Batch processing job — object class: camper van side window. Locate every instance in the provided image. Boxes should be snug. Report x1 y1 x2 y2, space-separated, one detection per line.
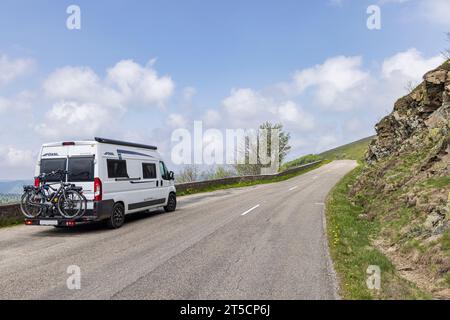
107 159 129 178
142 163 156 179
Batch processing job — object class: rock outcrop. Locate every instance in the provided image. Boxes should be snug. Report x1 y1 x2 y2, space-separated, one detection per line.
353 60 450 298
367 62 450 163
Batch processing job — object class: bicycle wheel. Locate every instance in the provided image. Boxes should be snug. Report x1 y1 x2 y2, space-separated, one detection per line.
20 190 43 218
57 190 84 218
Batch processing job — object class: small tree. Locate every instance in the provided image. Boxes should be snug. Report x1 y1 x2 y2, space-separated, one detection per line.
176 164 200 183
234 122 291 176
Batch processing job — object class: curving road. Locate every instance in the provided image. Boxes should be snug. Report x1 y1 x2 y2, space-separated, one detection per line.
0 160 357 300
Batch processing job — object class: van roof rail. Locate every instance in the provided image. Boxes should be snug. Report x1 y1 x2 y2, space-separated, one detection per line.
94 137 158 150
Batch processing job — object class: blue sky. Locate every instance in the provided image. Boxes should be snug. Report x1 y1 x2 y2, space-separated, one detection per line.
0 0 449 179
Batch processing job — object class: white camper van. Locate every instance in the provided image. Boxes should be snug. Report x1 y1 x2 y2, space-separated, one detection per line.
27 137 177 229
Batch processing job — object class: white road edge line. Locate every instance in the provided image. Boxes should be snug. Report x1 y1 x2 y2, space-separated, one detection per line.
288 186 298 191
241 204 261 216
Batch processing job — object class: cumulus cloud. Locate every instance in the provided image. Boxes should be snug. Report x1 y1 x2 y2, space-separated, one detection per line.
35 101 123 139
43 60 174 109
220 88 315 131
276 101 315 131
281 56 371 111
0 146 34 168
0 54 34 86
382 48 444 79
37 59 175 139
223 88 272 119
107 59 174 105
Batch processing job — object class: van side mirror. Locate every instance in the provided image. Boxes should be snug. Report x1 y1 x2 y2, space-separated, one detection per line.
169 171 175 180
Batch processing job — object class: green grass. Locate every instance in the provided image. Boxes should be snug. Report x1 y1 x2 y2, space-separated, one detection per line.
326 166 430 299
178 160 329 196
280 154 322 171
319 136 375 161
0 218 23 228
423 176 450 189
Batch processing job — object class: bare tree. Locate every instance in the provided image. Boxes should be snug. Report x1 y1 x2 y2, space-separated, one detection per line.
404 80 418 94
175 164 201 183
442 32 450 59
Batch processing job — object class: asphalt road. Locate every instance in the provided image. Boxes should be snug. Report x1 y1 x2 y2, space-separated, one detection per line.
0 160 357 300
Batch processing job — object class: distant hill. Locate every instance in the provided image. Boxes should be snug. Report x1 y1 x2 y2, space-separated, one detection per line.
319 136 375 161
0 180 32 195
281 136 374 172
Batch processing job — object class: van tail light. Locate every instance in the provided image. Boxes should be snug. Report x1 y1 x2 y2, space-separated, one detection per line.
34 177 40 187
94 178 102 201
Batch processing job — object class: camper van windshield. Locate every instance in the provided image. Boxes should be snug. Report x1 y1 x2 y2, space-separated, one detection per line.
40 158 67 182
68 157 94 182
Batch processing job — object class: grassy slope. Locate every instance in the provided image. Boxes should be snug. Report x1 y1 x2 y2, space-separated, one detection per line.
326 167 430 299
319 136 375 161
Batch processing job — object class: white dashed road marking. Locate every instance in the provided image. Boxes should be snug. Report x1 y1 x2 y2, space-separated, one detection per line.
241 204 261 216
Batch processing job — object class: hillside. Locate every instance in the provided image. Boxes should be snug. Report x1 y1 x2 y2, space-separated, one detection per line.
329 61 450 299
319 136 375 161
281 136 373 172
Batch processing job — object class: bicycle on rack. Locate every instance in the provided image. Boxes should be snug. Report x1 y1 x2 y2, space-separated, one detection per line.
20 170 87 219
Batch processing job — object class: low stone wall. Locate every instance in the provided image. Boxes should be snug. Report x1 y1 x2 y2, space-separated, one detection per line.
0 161 322 225
175 160 323 193
0 202 22 226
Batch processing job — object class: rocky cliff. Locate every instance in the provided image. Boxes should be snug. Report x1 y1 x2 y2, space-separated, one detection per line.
353 60 450 298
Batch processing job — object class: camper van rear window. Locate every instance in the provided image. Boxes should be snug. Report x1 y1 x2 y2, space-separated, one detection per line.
107 159 129 178
40 158 67 182
142 163 157 179
68 157 94 182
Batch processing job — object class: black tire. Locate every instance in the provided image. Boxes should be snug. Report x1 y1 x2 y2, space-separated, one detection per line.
164 193 177 212
58 190 84 218
20 191 43 218
107 203 125 229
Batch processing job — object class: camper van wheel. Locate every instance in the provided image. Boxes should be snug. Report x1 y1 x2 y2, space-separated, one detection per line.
164 193 177 212
107 203 125 229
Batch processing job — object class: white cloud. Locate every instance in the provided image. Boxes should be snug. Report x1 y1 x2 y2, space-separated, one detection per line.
0 146 34 168
0 54 34 86
203 109 221 126
0 91 35 113
167 113 187 128
221 88 315 131
285 56 370 110
44 60 174 109
382 48 444 79
35 101 122 139
37 59 175 139
277 101 315 131
107 59 174 105
223 88 271 119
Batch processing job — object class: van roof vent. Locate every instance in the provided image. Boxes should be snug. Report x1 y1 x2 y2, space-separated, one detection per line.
94 137 157 150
